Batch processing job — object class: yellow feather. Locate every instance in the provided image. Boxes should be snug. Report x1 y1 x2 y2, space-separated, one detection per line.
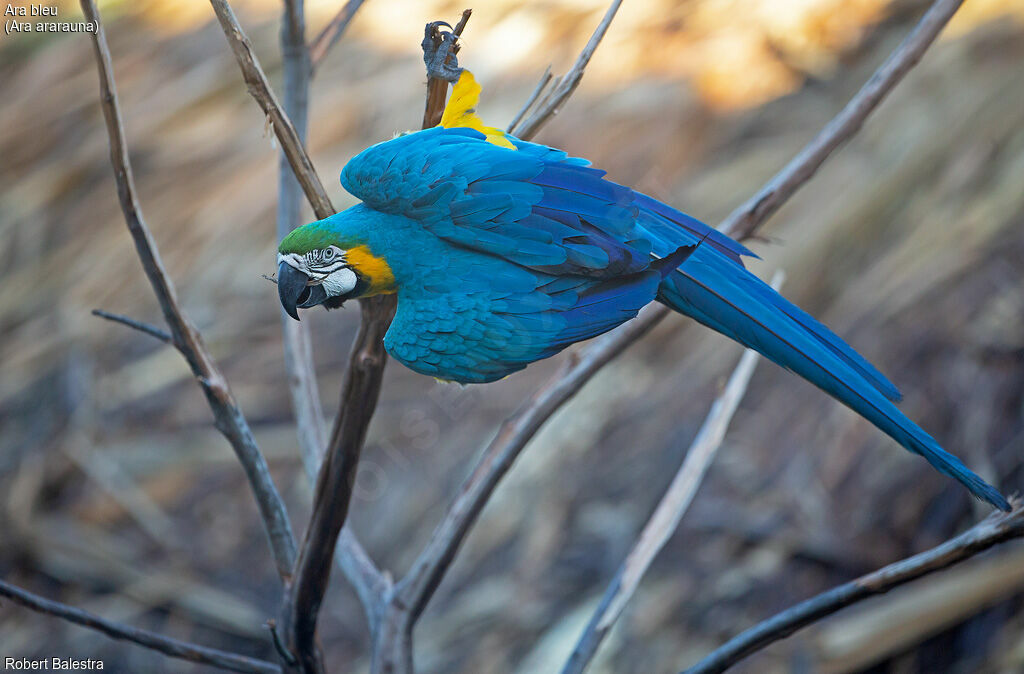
439 70 516 150
347 245 396 296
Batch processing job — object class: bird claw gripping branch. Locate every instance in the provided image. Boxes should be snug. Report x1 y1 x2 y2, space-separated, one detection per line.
422 21 463 83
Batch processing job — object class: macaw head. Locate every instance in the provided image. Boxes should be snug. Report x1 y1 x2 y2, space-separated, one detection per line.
275 220 394 320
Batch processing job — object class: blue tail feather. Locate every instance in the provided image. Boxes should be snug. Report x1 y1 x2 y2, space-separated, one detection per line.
659 245 1009 511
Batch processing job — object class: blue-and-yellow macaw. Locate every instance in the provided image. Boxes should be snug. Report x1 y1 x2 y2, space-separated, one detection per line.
276 71 1009 511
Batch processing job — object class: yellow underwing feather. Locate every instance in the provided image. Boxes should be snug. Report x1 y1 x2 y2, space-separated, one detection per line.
440 70 516 150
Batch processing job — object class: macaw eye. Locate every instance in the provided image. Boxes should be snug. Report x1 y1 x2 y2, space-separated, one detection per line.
323 248 336 262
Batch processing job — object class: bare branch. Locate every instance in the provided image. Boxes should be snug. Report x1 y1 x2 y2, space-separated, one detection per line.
719 0 966 240
397 0 971 637
0 579 281 674
511 0 623 140
683 503 1024 674
507 66 552 133
562 273 783 674
80 0 296 582
91 309 171 344
309 0 367 73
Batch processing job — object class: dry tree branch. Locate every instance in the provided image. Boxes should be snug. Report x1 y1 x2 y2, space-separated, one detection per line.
683 504 1024 674
562 272 784 674
79 0 297 583
285 14 473 671
281 302 394 673
0 580 281 674
396 0 972 641
511 0 623 140
309 0 366 72
91 309 171 344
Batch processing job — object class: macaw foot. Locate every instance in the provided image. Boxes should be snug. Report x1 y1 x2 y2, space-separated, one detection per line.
422 20 463 82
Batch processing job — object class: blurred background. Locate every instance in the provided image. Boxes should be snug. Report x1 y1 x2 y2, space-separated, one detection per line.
1 0 1023 671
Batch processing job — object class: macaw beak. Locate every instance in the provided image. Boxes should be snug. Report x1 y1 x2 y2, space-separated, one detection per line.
277 262 328 321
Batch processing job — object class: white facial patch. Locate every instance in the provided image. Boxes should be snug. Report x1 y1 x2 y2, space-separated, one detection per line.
322 267 358 297
278 252 304 269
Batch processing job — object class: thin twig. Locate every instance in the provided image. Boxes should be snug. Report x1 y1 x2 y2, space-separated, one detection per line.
91 309 171 344
562 273 783 674
506 66 552 133
511 0 622 140
80 0 296 582
0 579 281 674
718 0 966 240
396 0 969 635
309 0 366 73
683 503 1024 674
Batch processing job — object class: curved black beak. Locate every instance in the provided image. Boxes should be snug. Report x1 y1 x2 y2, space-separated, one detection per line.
277 262 329 320
277 262 308 320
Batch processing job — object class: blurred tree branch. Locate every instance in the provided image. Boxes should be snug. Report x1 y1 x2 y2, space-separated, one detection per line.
278 0 326 514
205 1 394 671
684 503 1024 674
0 580 282 674
506 65 551 134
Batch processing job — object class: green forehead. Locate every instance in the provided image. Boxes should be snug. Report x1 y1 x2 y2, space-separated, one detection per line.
278 223 343 254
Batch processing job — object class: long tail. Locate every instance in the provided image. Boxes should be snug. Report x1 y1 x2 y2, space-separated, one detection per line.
659 244 1009 511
